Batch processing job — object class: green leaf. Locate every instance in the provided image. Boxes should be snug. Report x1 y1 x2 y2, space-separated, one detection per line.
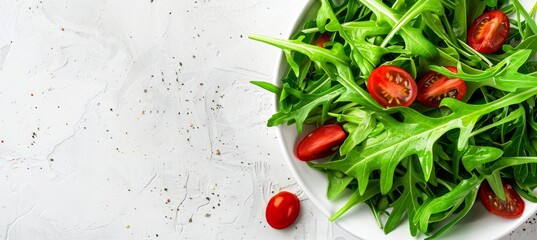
414 175 482 234
249 35 349 65
485 171 507 201
267 85 345 133
483 0 497 7
496 36 537 62
308 163 356 200
514 183 537 202
249 34 383 111
423 186 479 239
380 0 445 48
318 0 377 75
484 157 537 175
512 0 537 36
467 0 486 24
336 107 377 155
452 0 467 41
360 0 439 59
327 172 354 200
250 81 281 94
341 21 391 73
329 180 381 221
461 145 504 172
430 50 537 92
384 158 428 235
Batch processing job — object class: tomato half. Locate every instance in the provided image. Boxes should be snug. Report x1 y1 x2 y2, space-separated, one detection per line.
367 65 417 108
266 191 300 229
417 66 467 108
468 10 510 54
296 124 346 161
478 180 524 218
315 33 330 48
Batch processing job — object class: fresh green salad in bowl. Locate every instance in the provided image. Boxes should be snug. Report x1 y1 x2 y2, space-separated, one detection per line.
251 0 537 239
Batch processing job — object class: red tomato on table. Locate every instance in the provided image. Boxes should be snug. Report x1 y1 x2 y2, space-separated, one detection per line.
266 191 300 229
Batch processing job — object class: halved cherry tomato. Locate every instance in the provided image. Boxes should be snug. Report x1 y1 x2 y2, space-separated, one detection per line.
266 191 300 229
314 33 330 48
468 10 510 53
417 66 467 107
367 65 417 108
478 180 524 219
296 124 346 161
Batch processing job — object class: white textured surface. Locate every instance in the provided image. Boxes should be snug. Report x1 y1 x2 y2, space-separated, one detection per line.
0 0 534 239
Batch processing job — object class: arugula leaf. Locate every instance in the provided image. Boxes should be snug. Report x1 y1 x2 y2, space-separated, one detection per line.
430 50 537 92
380 0 445 48
484 0 498 7
332 107 377 155
341 21 391 73
267 84 345 133
360 0 439 59
318 0 375 75
251 81 281 94
461 145 504 172
413 175 481 234
384 158 427 235
466 0 487 28
309 162 356 200
452 0 467 41
512 0 537 36
249 34 383 112
326 171 354 200
329 180 381 221
423 186 479 239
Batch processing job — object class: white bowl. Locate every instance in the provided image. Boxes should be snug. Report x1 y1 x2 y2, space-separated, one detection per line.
272 1 537 239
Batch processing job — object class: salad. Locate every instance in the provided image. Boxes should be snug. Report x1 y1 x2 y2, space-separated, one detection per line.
251 0 537 239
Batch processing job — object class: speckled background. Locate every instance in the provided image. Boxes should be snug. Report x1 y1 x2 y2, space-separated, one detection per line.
0 0 535 239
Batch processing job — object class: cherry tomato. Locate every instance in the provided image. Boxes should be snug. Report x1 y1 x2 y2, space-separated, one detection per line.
367 65 417 108
468 10 510 53
266 191 300 229
478 180 524 219
295 124 347 161
417 66 467 108
314 33 330 48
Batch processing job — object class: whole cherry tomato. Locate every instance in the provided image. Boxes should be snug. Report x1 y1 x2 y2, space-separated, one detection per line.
266 191 300 229
295 124 347 161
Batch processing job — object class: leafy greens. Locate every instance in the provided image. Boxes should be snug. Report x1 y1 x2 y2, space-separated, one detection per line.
250 0 537 238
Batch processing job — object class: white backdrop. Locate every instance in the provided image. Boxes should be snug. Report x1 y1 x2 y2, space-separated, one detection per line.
0 0 535 239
